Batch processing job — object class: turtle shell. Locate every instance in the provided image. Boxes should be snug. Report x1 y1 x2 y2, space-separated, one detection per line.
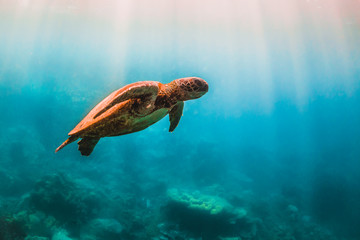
68 81 160 136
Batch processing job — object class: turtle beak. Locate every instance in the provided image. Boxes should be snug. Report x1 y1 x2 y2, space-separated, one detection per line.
201 81 209 93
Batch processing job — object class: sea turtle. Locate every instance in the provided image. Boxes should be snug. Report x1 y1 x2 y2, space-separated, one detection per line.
55 77 208 156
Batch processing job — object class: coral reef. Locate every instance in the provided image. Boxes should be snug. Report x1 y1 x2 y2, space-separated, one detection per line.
28 173 102 233
52 229 73 240
0 170 353 240
25 237 49 240
0 150 354 240
14 210 59 238
0 215 26 240
167 188 246 219
165 188 248 239
80 218 123 240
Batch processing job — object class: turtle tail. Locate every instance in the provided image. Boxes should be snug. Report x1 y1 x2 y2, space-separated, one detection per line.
78 137 100 156
55 135 78 153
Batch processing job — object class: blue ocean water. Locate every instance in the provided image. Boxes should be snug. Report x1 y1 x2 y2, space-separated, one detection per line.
1 1 360 240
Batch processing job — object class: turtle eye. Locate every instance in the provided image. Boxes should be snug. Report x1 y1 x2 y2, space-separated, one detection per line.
192 79 208 92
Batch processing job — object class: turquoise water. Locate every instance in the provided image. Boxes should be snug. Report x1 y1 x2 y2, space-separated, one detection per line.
1 1 360 240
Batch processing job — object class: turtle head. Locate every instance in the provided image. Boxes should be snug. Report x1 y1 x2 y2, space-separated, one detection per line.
174 77 208 101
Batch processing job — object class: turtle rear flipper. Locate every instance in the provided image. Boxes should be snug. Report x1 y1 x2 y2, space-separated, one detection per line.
78 137 100 156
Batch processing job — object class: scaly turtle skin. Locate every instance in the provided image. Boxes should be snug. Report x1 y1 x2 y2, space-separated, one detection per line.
55 77 208 156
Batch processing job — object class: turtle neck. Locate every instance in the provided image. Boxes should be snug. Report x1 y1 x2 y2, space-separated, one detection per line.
155 81 180 108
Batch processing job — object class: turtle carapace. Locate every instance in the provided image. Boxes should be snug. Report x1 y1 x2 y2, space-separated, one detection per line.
55 77 208 156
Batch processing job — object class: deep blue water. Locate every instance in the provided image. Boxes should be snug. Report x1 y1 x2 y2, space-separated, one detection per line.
1 1 360 240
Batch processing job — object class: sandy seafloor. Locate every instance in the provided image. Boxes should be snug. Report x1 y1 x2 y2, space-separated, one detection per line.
1 1 360 240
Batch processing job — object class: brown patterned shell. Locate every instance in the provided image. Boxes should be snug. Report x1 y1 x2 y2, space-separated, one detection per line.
68 81 160 136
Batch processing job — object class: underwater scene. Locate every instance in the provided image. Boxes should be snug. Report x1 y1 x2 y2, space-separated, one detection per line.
1 0 360 240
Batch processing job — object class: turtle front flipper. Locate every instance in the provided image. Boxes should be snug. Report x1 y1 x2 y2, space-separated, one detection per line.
78 137 100 156
93 82 159 119
68 82 160 136
169 101 184 132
